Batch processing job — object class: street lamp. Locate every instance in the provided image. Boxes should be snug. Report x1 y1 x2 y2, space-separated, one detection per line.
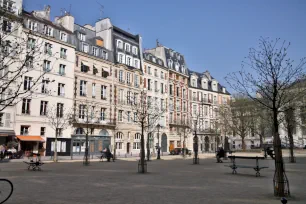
156 124 161 159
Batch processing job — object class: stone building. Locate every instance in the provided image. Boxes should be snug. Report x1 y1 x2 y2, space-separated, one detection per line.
14 6 75 155
145 45 191 152
189 70 231 152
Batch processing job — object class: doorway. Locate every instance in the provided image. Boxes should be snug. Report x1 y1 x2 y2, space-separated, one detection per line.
127 143 130 153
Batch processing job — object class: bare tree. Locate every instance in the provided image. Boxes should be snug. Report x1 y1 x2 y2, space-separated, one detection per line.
125 89 165 173
0 15 57 111
219 96 254 150
46 105 73 162
226 37 306 196
283 106 296 163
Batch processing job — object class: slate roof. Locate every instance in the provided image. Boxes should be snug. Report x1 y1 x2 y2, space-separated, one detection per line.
22 10 73 34
143 53 166 68
188 70 230 95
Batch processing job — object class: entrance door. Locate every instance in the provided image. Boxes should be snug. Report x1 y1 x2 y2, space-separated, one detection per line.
205 136 209 152
127 143 130 153
161 134 167 152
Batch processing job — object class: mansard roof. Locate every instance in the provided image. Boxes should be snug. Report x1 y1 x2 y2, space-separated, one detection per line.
189 70 230 95
143 53 166 68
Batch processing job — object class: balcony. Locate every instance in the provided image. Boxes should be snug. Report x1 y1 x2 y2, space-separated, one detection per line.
73 117 117 128
169 119 190 128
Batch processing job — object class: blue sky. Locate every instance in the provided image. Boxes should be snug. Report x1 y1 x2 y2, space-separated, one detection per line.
23 0 306 89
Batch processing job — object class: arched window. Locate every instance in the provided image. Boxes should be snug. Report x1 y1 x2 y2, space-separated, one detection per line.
175 62 180 71
116 39 123 49
167 59 173 69
116 132 123 139
135 133 141 140
99 129 109 136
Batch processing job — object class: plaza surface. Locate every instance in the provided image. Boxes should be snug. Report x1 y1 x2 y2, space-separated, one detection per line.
0 153 306 204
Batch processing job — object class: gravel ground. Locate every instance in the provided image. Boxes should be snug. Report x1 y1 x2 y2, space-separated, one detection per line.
0 155 305 204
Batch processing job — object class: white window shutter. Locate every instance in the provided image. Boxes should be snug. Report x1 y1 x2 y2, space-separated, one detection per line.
51 142 54 151
5 113 10 127
57 141 61 152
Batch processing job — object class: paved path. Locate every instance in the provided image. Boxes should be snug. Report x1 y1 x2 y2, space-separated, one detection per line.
0 155 305 204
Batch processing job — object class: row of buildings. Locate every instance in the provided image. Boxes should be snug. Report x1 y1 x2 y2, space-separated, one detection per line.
1 1 269 157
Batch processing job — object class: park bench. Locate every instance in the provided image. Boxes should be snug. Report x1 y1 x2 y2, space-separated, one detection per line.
225 156 268 177
23 160 44 171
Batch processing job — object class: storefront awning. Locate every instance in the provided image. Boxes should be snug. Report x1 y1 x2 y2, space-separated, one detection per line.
16 136 45 142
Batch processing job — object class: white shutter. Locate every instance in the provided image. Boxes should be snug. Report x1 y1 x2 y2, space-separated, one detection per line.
62 85 65 96
5 113 10 127
34 23 38 31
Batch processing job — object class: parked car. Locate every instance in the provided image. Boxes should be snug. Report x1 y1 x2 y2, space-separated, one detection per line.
170 148 191 155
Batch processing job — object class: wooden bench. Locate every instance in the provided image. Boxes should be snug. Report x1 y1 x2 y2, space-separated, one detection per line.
225 156 268 177
24 161 44 171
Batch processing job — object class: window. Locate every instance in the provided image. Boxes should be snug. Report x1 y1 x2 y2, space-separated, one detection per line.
23 76 32 90
22 99 31 114
80 80 87 96
79 33 85 41
116 142 123 149
41 80 49 94
148 66 152 75
183 101 186 112
82 43 89 53
167 59 173 68
43 60 51 72
101 85 107 100
177 100 180 111
102 50 108 60
127 73 131 84
118 53 124 63
148 79 151 90
0 113 3 127
117 40 123 49
60 32 67 42
92 47 99 56
100 108 106 121
1 0 14 12
132 46 138 55
58 83 65 96
155 81 158 92
127 91 131 104
152 57 156 63
28 20 37 31
134 59 139 68
118 110 123 122
59 64 66 75
40 127 46 136
119 70 124 82
125 43 131 52
154 69 158 77
20 126 29 135
176 87 179 97
161 71 164 79
133 93 138 105
44 42 52 55
193 105 197 115
57 103 64 118
44 26 53 36
169 84 173 95
126 56 132 66
81 62 89 72
79 105 86 119
60 48 67 59
161 99 164 110
26 56 34 68
56 128 63 137
27 38 35 49
127 111 131 122
134 75 139 87
133 142 140 149
40 101 48 116
134 133 141 140
92 83 96 98
133 112 137 122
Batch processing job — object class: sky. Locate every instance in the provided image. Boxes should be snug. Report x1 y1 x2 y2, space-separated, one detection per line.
23 0 306 90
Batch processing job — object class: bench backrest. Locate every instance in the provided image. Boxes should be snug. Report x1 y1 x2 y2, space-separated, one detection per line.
228 156 265 160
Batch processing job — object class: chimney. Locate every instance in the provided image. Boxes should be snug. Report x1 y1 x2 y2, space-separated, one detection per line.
44 5 51 20
55 13 75 32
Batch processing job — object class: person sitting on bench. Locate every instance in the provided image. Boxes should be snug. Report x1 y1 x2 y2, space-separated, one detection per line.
216 147 225 163
266 147 275 159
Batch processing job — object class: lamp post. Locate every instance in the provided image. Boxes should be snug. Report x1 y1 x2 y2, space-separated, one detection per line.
156 123 161 159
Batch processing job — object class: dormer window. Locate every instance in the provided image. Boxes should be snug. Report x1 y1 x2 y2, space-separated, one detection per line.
175 62 180 71
60 32 67 42
192 79 196 87
44 26 53 36
134 59 140 69
152 57 156 63
92 47 99 56
79 33 85 41
170 50 174 57
125 43 131 52
202 80 208 89
177 53 181 60
117 40 123 49
102 50 108 60
167 59 173 69
212 82 218 91
126 56 132 66
82 43 89 53
132 46 138 55
181 65 185 74
158 59 162 65
28 20 37 31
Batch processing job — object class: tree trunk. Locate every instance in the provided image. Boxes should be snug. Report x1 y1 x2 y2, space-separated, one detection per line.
146 133 150 161
260 128 264 148
140 122 145 173
54 136 58 162
289 134 295 163
273 109 287 196
241 136 246 150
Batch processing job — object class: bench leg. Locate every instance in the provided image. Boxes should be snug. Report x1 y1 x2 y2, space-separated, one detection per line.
256 171 260 177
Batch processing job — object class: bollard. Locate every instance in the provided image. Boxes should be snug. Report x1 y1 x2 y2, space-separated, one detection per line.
281 197 287 204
